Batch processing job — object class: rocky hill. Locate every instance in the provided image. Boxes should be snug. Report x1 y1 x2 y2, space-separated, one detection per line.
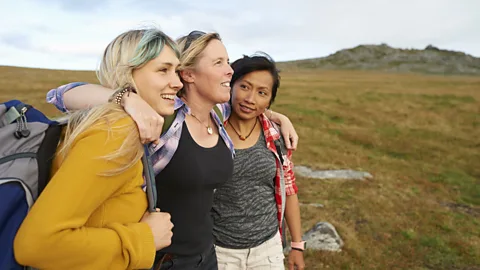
278 44 480 75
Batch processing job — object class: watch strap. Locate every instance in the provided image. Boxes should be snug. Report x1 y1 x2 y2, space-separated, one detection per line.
291 241 306 250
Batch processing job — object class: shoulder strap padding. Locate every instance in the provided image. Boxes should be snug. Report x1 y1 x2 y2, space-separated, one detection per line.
36 124 64 195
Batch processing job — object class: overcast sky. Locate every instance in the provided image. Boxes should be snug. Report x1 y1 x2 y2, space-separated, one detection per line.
1 0 479 70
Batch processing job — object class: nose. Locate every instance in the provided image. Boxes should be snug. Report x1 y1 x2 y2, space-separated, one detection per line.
244 89 255 104
170 73 183 92
225 64 233 78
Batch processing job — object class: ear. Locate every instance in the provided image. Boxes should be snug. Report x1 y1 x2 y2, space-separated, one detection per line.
180 69 195 83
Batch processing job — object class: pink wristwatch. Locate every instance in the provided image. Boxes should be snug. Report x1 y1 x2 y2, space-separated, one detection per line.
291 241 306 251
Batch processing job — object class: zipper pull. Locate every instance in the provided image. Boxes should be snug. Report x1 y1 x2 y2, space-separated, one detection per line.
13 104 31 139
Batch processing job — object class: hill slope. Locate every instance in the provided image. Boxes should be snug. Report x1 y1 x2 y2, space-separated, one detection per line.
278 44 480 75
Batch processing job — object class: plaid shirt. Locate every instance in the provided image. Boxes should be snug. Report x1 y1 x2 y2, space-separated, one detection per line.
148 97 234 174
46 82 235 176
256 113 298 233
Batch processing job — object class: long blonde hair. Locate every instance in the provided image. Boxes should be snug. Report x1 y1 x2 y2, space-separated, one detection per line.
58 28 179 176
176 31 221 96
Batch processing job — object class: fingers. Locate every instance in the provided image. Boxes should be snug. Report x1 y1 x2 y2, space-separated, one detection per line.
283 130 299 151
290 256 305 270
135 114 165 144
123 94 164 144
148 210 174 250
158 211 171 221
154 115 164 142
290 133 299 151
282 130 293 149
136 121 149 144
144 116 158 144
155 212 174 230
145 115 163 143
142 208 161 217
153 211 172 222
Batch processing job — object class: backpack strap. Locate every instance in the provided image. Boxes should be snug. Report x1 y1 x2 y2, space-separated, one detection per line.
273 136 288 249
274 139 285 165
36 125 65 196
270 121 288 248
142 145 157 213
271 122 285 164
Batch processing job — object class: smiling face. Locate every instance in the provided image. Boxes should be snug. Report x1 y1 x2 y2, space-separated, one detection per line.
98 29 182 117
181 38 233 104
231 70 274 120
132 45 183 116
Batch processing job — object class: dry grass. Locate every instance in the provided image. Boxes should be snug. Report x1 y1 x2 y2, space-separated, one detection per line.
1 66 479 269
0 66 98 116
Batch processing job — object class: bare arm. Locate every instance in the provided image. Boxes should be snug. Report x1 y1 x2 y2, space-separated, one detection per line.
283 149 305 270
285 194 306 270
54 83 164 144
285 194 302 242
63 84 114 111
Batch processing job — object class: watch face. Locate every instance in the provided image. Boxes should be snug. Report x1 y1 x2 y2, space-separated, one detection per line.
303 242 307 249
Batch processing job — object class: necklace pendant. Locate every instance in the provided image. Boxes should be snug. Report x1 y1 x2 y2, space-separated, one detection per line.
239 135 246 141
207 126 213 135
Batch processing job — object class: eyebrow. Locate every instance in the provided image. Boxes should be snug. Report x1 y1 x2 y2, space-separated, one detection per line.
242 79 270 90
212 57 228 62
158 62 180 67
241 80 253 87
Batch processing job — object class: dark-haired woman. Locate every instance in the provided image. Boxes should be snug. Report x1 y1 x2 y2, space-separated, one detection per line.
212 53 305 270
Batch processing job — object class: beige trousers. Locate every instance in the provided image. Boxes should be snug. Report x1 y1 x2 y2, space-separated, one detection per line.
215 231 285 270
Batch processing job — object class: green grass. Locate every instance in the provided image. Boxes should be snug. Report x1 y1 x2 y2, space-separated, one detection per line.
429 169 480 205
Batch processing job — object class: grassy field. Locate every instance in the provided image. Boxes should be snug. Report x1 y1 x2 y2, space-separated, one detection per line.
1 66 479 269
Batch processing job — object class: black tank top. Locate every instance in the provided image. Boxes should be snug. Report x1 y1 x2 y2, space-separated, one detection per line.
155 122 233 255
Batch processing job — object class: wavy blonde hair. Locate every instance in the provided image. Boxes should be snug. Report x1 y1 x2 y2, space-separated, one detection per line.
58 28 179 176
175 31 221 96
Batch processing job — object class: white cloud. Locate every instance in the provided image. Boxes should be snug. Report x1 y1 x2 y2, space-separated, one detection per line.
0 0 479 70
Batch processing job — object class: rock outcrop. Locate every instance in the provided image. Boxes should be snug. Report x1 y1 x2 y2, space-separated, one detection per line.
278 44 480 75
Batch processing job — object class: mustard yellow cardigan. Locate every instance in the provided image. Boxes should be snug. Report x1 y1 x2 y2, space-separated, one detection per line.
14 117 155 270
